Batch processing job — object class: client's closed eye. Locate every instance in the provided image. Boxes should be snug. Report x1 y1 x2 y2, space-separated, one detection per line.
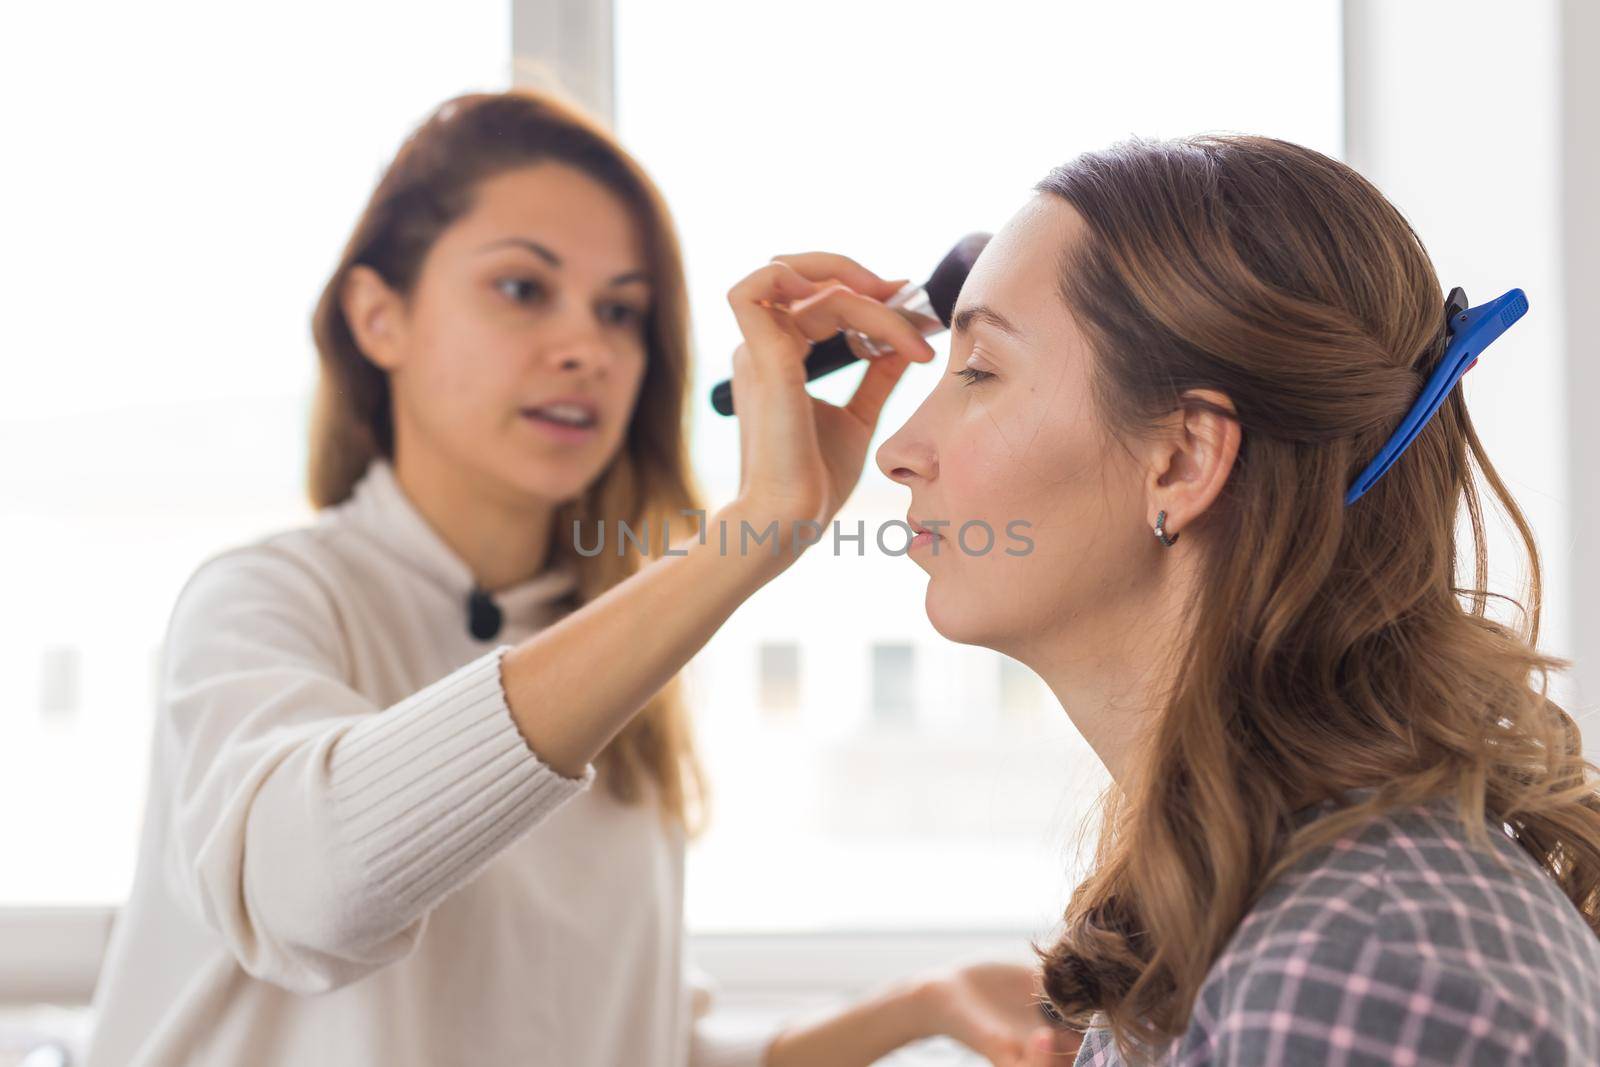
952 367 996 385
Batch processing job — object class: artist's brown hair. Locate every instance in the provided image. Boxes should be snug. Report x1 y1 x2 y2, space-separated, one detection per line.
1033 135 1600 1059
307 86 705 828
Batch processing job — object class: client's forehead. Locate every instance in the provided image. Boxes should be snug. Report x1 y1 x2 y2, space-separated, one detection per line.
955 195 1084 351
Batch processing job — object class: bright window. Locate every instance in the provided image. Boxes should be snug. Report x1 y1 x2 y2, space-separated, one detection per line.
0 0 510 906
0 1 1344 933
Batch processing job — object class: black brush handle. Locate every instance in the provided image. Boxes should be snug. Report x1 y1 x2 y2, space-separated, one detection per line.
710 332 858 416
709 232 991 417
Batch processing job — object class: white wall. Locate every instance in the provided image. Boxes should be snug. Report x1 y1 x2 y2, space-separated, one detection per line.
1560 0 1600 763
1345 0 1598 761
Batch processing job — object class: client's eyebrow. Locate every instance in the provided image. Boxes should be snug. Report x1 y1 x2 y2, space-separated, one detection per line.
476 237 649 286
952 303 1026 342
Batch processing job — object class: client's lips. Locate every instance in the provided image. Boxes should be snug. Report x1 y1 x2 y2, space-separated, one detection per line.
907 515 942 542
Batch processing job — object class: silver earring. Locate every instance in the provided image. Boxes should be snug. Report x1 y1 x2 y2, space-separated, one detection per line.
1154 509 1179 547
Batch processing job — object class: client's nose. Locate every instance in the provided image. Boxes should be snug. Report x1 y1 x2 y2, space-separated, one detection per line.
876 424 937 484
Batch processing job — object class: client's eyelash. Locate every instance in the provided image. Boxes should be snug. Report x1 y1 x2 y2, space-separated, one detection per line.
952 366 996 386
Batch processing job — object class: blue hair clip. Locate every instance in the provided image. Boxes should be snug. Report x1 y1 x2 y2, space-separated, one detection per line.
1344 286 1529 505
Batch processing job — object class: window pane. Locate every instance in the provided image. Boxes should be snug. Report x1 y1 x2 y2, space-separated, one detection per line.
998 655 1044 721
617 0 1343 932
870 643 916 726
758 642 801 714
0 0 509 907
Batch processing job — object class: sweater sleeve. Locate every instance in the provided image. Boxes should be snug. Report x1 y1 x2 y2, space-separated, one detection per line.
159 544 594 995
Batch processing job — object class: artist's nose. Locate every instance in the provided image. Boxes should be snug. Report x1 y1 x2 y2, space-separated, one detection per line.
542 307 617 378
552 347 607 375
546 337 616 378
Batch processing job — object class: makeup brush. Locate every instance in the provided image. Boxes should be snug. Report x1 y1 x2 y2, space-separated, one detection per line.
710 232 992 416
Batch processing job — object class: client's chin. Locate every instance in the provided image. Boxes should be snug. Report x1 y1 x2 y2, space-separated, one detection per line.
923 581 1005 649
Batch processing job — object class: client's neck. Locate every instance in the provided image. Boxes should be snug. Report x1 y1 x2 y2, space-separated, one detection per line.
1025 562 1194 786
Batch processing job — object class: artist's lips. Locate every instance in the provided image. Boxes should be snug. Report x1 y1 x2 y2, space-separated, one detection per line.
520 395 599 443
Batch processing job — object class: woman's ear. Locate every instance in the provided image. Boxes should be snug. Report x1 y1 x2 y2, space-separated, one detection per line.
341 264 408 371
1143 388 1240 538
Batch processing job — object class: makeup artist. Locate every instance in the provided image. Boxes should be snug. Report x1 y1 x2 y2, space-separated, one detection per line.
83 87 1075 1067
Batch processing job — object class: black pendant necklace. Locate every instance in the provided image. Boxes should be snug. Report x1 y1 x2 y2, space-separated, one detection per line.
466 584 503 640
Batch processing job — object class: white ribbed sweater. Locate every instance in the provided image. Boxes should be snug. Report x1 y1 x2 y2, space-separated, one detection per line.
84 457 774 1067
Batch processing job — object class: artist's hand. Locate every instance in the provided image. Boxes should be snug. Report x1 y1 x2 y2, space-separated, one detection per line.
725 253 935 549
916 962 1084 1066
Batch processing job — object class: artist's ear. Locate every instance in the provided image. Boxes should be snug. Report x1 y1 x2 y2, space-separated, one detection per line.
341 265 409 371
1140 388 1240 541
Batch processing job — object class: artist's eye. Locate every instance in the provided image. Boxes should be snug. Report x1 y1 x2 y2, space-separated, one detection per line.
599 302 648 329
952 366 996 386
496 277 543 304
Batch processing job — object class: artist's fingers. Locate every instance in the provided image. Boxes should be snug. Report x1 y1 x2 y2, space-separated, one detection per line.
726 260 822 368
969 1028 1025 1067
1027 1026 1083 1063
770 251 907 301
787 282 936 361
1016 1027 1067 1066
844 350 916 429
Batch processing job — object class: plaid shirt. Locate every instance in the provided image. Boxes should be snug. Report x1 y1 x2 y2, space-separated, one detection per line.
1072 790 1600 1066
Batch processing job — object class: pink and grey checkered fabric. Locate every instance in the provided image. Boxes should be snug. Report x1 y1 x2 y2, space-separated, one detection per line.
1071 789 1600 1065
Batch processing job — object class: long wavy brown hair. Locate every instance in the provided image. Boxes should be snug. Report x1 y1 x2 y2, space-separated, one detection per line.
306 86 706 830
1034 134 1600 1059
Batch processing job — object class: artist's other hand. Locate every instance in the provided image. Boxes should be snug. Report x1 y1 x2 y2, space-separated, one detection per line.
916 962 1084 1065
